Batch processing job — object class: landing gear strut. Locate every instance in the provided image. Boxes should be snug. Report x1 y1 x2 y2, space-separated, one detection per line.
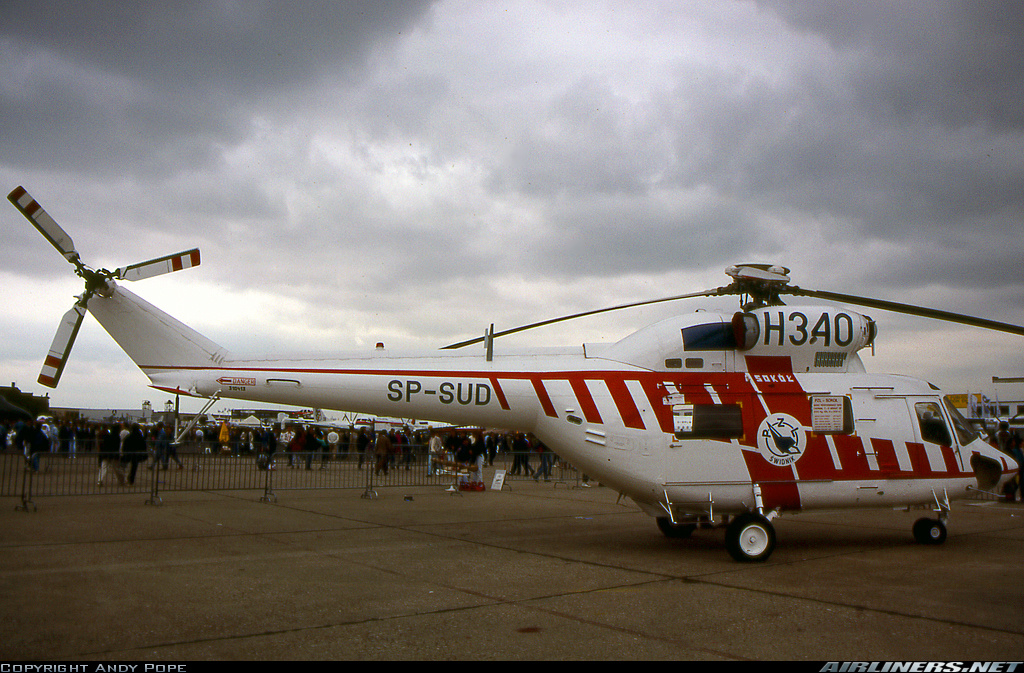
656 517 697 539
913 489 950 546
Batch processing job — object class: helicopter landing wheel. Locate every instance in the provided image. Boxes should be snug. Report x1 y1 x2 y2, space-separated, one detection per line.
912 517 947 545
656 517 697 539
725 513 776 562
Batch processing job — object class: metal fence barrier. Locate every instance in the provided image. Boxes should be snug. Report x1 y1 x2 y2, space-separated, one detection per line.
4 442 1005 511
1 442 584 510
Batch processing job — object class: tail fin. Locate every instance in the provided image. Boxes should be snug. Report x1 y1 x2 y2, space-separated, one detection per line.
87 283 230 380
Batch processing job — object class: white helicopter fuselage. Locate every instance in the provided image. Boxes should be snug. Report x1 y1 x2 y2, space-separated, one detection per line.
15 182 1017 561
89 283 1015 524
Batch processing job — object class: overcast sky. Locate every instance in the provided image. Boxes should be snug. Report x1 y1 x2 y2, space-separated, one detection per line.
2 0 1023 415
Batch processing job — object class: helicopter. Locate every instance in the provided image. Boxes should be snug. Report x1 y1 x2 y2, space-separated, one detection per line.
9 185 1021 562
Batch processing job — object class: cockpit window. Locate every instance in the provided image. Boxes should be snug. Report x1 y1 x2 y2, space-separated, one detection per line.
915 401 952 446
942 396 979 446
682 323 736 351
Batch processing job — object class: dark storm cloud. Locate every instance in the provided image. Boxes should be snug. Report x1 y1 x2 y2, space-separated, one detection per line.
1 2 435 94
0 1 436 173
735 1 1024 297
763 0 1024 130
3 0 1022 406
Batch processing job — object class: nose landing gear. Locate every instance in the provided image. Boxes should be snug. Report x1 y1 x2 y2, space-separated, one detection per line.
725 512 776 562
912 489 950 545
912 517 947 545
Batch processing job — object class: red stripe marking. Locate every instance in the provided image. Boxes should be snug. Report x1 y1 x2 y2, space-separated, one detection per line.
835 436 874 477
190 250 200 266
871 438 900 473
740 446 802 510
532 379 557 418
172 255 183 271
569 378 602 424
606 377 645 429
489 377 510 411
939 444 961 473
793 435 841 479
44 355 63 368
745 355 793 373
759 481 801 510
641 379 675 433
905 442 931 475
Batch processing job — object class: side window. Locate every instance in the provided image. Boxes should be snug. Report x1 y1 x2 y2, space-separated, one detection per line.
681 323 735 351
673 404 744 439
915 401 952 446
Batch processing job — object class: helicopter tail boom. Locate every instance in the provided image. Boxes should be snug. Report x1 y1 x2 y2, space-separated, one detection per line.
86 283 231 386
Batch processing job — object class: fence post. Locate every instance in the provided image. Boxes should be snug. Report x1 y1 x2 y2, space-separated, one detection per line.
260 451 277 503
15 452 37 512
361 449 377 499
146 459 163 506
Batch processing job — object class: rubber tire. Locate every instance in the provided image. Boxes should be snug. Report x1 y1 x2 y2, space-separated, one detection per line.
912 517 947 545
725 513 776 562
656 517 697 539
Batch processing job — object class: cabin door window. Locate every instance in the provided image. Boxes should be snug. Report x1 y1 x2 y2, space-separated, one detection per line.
914 401 953 446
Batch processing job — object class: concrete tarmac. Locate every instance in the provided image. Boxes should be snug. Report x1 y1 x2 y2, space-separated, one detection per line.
1 480 1023 661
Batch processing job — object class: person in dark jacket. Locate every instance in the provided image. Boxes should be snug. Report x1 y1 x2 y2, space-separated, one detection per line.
374 431 391 476
96 424 125 486
122 423 147 485
17 419 48 472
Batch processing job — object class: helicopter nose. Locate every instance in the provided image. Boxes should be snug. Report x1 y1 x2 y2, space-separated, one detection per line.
970 446 1018 493
970 453 1002 491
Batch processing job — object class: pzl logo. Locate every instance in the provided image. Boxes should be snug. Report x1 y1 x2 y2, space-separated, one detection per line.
757 413 806 466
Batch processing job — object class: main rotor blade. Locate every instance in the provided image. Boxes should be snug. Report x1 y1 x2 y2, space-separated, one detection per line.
442 288 725 349
38 303 87 388
115 248 201 282
8 186 79 264
786 286 1024 336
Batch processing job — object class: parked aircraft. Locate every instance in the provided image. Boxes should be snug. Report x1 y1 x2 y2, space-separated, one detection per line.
9 185 1020 561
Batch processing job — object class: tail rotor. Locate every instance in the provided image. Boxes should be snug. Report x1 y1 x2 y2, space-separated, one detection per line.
8 186 202 388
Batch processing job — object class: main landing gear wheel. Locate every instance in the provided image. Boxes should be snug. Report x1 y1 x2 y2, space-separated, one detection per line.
656 517 697 539
725 513 776 562
912 517 947 545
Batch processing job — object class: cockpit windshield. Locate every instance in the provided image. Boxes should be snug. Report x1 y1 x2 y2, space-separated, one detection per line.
943 396 979 446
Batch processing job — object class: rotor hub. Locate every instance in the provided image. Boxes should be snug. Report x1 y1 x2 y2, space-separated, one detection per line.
723 264 792 309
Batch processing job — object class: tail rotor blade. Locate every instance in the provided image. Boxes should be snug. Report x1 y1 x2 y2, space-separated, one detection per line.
115 248 201 282
38 303 87 388
8 186 80 264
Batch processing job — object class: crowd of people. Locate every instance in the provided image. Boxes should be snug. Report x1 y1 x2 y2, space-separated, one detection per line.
1 417 177 486
5 413 1022 498
0 415 570 488
264 425 563 487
